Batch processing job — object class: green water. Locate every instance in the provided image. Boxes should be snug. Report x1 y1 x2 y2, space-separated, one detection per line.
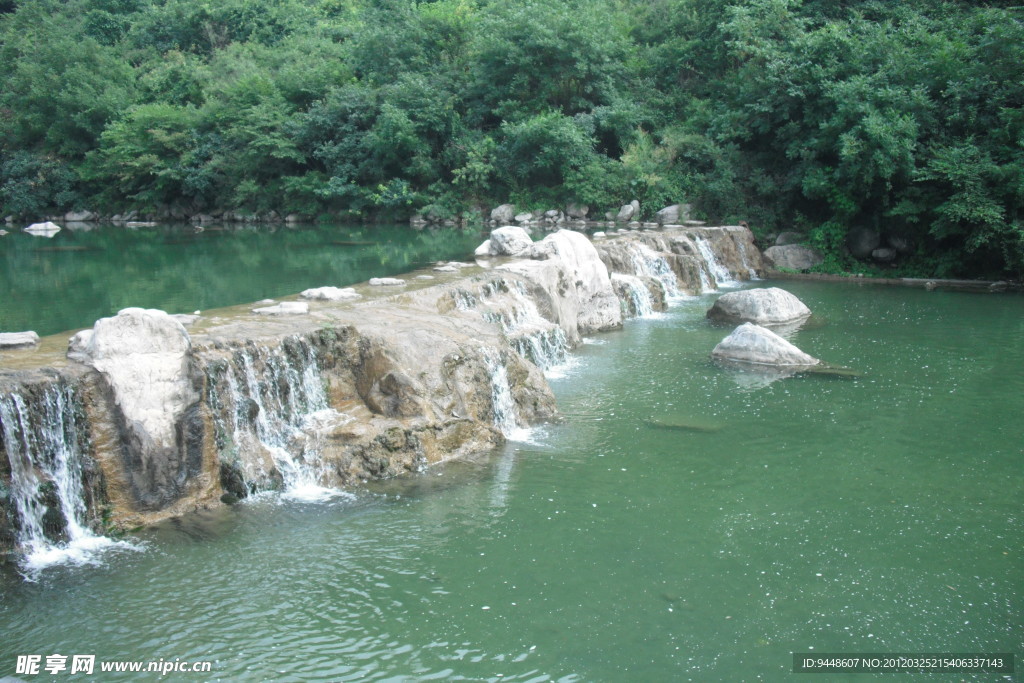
0 223 483 336
1 282 1021 681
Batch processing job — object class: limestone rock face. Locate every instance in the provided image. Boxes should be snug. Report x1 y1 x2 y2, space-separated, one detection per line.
706 287 811 325
763 244 824 271
490 204 516 223
488 226 533 256
0 331 40 349
69 308 204 509
77 309 196 450
500 229 621 341
712 322 819 366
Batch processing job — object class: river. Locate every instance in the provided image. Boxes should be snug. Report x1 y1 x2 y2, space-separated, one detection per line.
1 279 1019 680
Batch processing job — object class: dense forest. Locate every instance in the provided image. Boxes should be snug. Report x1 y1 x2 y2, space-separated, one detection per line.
1 0 1022 277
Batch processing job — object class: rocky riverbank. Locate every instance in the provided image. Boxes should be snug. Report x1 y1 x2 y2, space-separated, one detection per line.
0 225 762 559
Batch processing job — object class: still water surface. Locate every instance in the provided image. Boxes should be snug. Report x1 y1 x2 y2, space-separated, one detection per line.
1 282 1021 680
0 223 483 336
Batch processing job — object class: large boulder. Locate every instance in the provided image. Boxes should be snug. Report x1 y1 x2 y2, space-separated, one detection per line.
655 204 689 224
499 229 621 341
490 204 516 224
566 203 589 219
706 287 811 325
846 227 880 259
488 225 534 256
763 244 824 271
616 200 640 222
0 331 40 349
711 322 820 366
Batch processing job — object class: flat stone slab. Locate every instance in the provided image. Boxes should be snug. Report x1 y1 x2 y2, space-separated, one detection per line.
252 302 309 315
0 331 40 349
369 277 406 286
300 286 360 301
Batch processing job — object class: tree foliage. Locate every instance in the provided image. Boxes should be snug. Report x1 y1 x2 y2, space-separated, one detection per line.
0 0 1021 277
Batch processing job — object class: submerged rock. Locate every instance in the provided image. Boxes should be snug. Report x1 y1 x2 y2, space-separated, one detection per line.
706 287 811 325
0 331 40 349
711 322 820 366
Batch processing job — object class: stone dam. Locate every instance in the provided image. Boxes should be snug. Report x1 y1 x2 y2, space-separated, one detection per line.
0 226 763 560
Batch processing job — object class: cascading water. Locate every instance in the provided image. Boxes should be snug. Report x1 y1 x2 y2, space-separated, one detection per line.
693 237 738 289
0 384 132 573
611 273 656 319
735 238 759 280
626 244 680 299
480 349 535 443
479 279 572 377
207 338 350 501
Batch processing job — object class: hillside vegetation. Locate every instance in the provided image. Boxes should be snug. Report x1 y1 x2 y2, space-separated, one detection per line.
1 0 1022 277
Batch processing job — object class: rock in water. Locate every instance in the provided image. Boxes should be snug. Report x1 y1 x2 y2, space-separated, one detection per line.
711 322 820 366
368 277 405 286
0 331 40 349
488 226 533 256
23 221 61 236
706 287 811 325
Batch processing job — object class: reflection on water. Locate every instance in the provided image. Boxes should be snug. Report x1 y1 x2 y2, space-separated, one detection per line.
0 282 1021 680
0 222 483 336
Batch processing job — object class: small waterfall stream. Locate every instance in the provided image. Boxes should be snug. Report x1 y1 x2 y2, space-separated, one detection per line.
479 279 572 377
0 384 132 572
693 237 738 289
207 338 350 501
627 243 680 298
611 273 656 318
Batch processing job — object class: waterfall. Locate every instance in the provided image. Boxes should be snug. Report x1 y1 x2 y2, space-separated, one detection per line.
693 237 738 290
481 349 535 442
735 238 759 280
480 279 572 378
208 338 349 501
611 273 656 319
626 244 680 299
0 384 132 572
